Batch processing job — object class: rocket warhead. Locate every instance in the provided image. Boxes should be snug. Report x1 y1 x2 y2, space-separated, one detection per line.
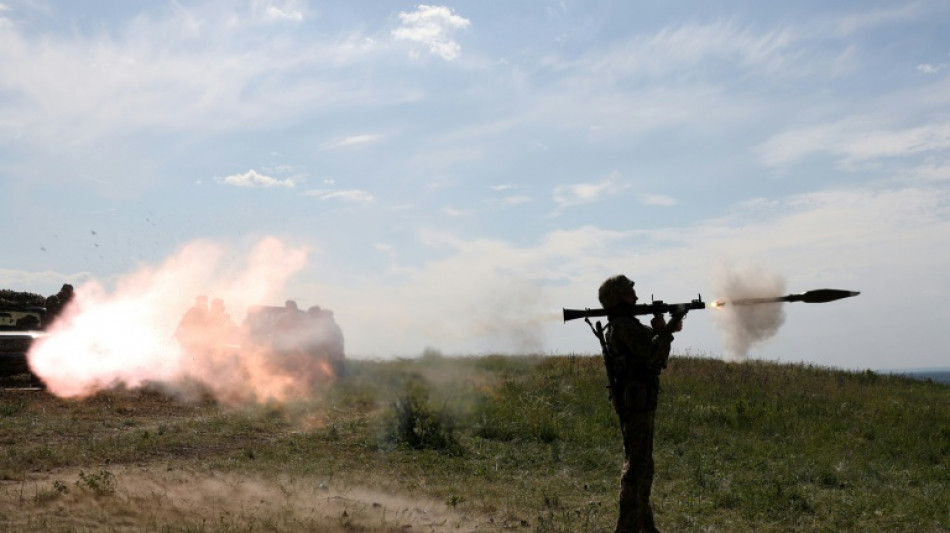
718 288 860 307
784 289 861 303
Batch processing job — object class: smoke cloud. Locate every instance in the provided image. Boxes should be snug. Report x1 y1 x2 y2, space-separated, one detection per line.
26 237 338 404
710 264 786 361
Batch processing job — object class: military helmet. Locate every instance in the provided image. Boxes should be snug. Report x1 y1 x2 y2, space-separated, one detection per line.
598 274 635 308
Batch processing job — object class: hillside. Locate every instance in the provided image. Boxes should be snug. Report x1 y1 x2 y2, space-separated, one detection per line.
1 354 948 532
894 370 950 386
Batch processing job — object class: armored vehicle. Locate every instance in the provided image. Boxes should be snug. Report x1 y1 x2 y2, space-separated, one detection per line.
0 306 46 387
175 298 346 383
242 301 345 378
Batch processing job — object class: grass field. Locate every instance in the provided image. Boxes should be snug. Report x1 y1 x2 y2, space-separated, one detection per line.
1 354 948 532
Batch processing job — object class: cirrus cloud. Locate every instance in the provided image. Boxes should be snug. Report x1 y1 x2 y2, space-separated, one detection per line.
319 133 383 150
303 189 375 202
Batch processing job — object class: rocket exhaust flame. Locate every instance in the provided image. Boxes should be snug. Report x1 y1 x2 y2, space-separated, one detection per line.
26 237 340 404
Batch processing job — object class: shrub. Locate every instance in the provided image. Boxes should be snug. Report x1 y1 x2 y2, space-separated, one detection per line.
382 378 463 455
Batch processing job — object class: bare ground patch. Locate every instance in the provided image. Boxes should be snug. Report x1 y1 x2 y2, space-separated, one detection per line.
0 466 498 532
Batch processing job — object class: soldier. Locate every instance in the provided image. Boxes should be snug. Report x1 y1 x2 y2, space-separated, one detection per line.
57 283 74 308
273 300 305 355
598 275 684 533
175 295 209 355
44 295 60 328
306 306 346 377
44 283 75 326
208 298 238 343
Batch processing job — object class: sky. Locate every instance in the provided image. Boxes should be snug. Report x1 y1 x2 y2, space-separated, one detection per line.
2 0 949 372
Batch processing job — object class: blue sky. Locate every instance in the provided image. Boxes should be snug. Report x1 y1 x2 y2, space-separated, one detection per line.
2 0 949 370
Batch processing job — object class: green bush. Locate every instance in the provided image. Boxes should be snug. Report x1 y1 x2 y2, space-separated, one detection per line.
382 377 463 455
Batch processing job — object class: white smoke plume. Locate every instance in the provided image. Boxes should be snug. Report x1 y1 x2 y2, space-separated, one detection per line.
710 264 786 361
26 237 339 404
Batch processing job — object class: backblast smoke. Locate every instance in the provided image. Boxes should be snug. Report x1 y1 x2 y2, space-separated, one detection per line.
26 237 338 404
710 264 786 361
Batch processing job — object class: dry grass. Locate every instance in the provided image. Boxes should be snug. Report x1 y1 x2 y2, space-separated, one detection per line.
1 354 948 532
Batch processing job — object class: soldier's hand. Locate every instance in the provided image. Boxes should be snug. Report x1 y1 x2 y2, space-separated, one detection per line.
669 311 686 332
650 314 667 331
672 317 684 332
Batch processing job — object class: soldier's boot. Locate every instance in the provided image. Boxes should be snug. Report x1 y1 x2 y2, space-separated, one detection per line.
637 455 659 532
615 480 640 533
639 511 661 533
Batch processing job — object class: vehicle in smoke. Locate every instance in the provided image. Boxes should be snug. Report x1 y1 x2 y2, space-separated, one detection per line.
241 301 346 379
0 306 47 387
175 298 346 395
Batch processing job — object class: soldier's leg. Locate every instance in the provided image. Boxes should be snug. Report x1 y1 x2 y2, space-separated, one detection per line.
616 455 639 533
637 412 659 533
615 411 651 533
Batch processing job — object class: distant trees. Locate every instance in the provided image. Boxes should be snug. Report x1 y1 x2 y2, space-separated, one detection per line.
0 289 46 308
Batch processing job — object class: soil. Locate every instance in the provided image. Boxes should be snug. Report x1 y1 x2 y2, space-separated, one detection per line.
0 466 498 532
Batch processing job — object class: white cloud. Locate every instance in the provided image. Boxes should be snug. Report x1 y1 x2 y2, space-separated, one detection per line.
254 0 304 22
320 134 383 150
303 189 375 202
487 184 531 208
842 123 950 162
392 5 470 61
917 63 947 74
262 164 298 174
906 158 950 182
583 20 798 80
553 176 619 208
638 193 678 206
215 169 295 188
758 119 950 169
834 3 924 36
442 207 473 217
0 5 392 155
492 196 532 207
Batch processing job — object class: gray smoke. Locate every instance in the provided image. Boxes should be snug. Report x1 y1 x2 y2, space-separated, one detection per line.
710 264 786 361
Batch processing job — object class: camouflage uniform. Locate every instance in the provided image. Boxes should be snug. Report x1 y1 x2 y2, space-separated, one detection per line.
599 275 674 533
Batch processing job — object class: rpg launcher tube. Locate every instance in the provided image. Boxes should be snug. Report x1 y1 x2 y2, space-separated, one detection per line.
562 296 706 323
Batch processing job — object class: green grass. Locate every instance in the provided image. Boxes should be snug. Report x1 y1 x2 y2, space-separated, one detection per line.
1 354 948 532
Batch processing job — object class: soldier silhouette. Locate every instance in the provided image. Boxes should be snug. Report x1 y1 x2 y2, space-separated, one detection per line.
599 275 684 533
